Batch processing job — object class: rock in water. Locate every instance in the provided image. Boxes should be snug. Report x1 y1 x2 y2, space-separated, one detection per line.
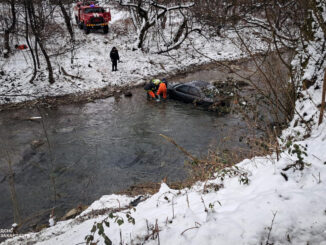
31 139 44 149
124 91 132 97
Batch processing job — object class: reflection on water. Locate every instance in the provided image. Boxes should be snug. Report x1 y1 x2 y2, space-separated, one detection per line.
0 88 253 231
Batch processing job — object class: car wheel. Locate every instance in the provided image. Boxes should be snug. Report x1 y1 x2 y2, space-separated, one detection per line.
84 24 90 34
78 21 83 29
103 26 108 34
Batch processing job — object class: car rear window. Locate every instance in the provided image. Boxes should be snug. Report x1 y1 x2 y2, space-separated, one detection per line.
187 87 201 97
176 85 189 94
176 85 201 97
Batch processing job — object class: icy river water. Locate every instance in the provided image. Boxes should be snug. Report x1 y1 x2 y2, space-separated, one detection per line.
0 59 286 231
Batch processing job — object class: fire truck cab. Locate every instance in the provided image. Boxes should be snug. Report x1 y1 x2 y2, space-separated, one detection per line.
74 2 111 34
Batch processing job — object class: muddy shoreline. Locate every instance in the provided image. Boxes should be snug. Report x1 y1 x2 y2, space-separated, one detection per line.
0 58 247 112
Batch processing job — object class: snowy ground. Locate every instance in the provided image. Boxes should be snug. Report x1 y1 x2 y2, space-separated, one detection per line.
2 55 326 245
0 3 266 105
2 2 326 245
2 121 326 245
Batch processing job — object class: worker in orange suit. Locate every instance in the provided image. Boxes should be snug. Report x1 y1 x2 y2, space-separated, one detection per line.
144 79 158 99
144 78 168 100
147 90 156 99
156 78 167 99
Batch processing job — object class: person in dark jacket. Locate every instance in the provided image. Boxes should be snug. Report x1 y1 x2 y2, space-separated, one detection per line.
110 47 120 71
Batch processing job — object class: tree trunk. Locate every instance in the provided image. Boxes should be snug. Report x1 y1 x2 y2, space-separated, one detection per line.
37 40 55 84
137 25 148 49
173 19 186 44
319 69 326 125
24 2 37 84
27 1 55 84
136 21 151 49
59 0 74 41
35 36 40 69
121 1 193 51
3 0 16 58
4 30 10 58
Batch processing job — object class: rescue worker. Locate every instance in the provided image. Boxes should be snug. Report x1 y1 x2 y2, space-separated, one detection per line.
144 78 168 100
110 47 120 71
156 78 167 99
144 79 159 99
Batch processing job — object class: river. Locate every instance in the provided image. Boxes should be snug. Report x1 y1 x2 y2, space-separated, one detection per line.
0 55 289 232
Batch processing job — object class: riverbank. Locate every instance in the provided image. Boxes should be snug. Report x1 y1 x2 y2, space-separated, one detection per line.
0 60 236 111
3 118 326 245
0 59 267 235
2 1 326 244
0 1 269 109
3 46 326 244
0 52 274 112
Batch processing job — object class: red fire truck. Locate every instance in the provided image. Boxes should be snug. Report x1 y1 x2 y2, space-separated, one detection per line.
74 1 111 34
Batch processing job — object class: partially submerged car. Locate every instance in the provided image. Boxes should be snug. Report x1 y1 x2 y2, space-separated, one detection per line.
168 80 232 109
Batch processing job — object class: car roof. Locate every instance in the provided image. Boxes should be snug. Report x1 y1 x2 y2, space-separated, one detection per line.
176 80 210 89
187 80 210 88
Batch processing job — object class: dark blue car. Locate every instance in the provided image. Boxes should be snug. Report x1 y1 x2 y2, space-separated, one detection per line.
168 80 231 108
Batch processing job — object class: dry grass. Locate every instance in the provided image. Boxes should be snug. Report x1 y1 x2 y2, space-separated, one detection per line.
110 18 134 36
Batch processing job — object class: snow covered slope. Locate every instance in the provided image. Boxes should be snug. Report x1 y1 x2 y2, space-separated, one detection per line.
3 36 326 245
0 3 265 105
2 2 326 245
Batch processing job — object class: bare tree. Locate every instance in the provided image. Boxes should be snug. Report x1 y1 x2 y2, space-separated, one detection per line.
1 0 16 58
26 0 55 84
319 69 326 125
57 0 74 41
116 0 196 51
23 1 38 84
189 0 310 125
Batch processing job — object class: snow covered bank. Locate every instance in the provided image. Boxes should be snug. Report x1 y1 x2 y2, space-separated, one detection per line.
3 127 326 244
0 3 266 106
2 2 326 245
3 40 326 244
